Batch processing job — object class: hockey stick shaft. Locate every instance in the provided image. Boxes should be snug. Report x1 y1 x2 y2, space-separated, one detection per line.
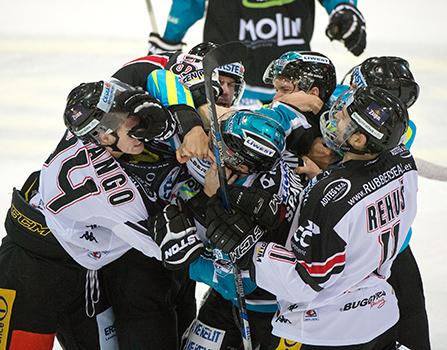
203 42 253 350
145 0 159 34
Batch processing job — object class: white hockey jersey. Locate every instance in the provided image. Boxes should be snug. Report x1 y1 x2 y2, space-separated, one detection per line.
252 145 418 346
29 132 161 270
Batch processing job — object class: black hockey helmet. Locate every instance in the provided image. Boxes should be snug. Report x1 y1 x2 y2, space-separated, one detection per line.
321 86 409 154
188 42 219 57
63 80 134 144
263 51 337 103
347 56 420 108
220 109 286 173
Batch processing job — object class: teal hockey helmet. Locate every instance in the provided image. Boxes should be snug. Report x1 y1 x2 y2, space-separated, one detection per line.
220 110 286 173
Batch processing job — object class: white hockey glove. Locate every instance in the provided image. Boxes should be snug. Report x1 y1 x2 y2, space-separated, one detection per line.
148 203 204 270
147 32 185 55
169 53 222 107
326 3 366 56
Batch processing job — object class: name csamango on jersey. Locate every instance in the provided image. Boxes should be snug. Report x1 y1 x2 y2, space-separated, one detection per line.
30 131 161 270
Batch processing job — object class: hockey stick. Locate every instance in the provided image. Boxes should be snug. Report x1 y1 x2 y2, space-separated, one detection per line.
145 0 159 34
203 42 253 350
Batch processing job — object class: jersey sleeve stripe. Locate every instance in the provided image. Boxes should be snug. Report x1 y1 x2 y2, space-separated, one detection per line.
297 251 346 277
122 55 169 69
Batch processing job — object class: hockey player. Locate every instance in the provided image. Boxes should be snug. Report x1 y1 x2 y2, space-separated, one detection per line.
216 62 246 108
147 107 306 349
148 0 366 103
206 86 417 348
0 79 204 350
263 50 338 169
343 56 430 349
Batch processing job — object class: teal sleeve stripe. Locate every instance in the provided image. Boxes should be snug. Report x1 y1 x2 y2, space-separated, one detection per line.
405 119 417 150
321 0 358 14
399 228 412 253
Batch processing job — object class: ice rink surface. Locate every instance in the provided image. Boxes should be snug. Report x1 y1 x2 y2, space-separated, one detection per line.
1 0 446 348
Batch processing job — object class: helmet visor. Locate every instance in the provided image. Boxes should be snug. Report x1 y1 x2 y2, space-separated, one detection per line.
320 90 359 152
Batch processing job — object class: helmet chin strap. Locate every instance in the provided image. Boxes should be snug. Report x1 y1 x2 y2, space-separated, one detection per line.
345 140 372 155
106 131 123 152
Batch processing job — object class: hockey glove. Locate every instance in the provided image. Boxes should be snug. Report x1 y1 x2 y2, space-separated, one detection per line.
148 203 204 270
206 196 265 269
169 53 222 107
326 3 366 56
118 90 177 141
147 32 185 55
225 185 285 230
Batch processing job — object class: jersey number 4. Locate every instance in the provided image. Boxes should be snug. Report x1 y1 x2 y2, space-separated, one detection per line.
47 149 100 214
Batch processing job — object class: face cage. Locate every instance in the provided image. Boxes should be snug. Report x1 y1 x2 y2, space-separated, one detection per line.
320 90 359 154
80 112 130 144
230 80 246 106
222 144 279 174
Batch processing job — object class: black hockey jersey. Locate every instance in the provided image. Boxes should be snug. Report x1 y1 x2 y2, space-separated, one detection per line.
204 0 317 92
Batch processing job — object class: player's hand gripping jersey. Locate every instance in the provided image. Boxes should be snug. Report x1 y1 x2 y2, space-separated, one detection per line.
252 145 418 345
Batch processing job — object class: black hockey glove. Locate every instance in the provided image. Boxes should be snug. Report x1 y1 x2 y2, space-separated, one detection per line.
118 90 177 141
206 196 265 269
148 203 204 270
225 185 285 230
169 53 222 107
326 3 366 56
147 32 185 55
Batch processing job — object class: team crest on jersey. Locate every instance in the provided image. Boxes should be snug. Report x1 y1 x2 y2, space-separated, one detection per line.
88 251 104 260
303 309 319 321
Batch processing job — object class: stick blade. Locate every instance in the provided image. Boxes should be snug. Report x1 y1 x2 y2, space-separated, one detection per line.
203 41 248 76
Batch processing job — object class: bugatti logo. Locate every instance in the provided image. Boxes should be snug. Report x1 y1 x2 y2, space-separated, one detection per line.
0 297 7 321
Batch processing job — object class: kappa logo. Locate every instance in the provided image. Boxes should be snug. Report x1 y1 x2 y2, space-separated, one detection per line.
275 315 292 324
80 231 98 243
